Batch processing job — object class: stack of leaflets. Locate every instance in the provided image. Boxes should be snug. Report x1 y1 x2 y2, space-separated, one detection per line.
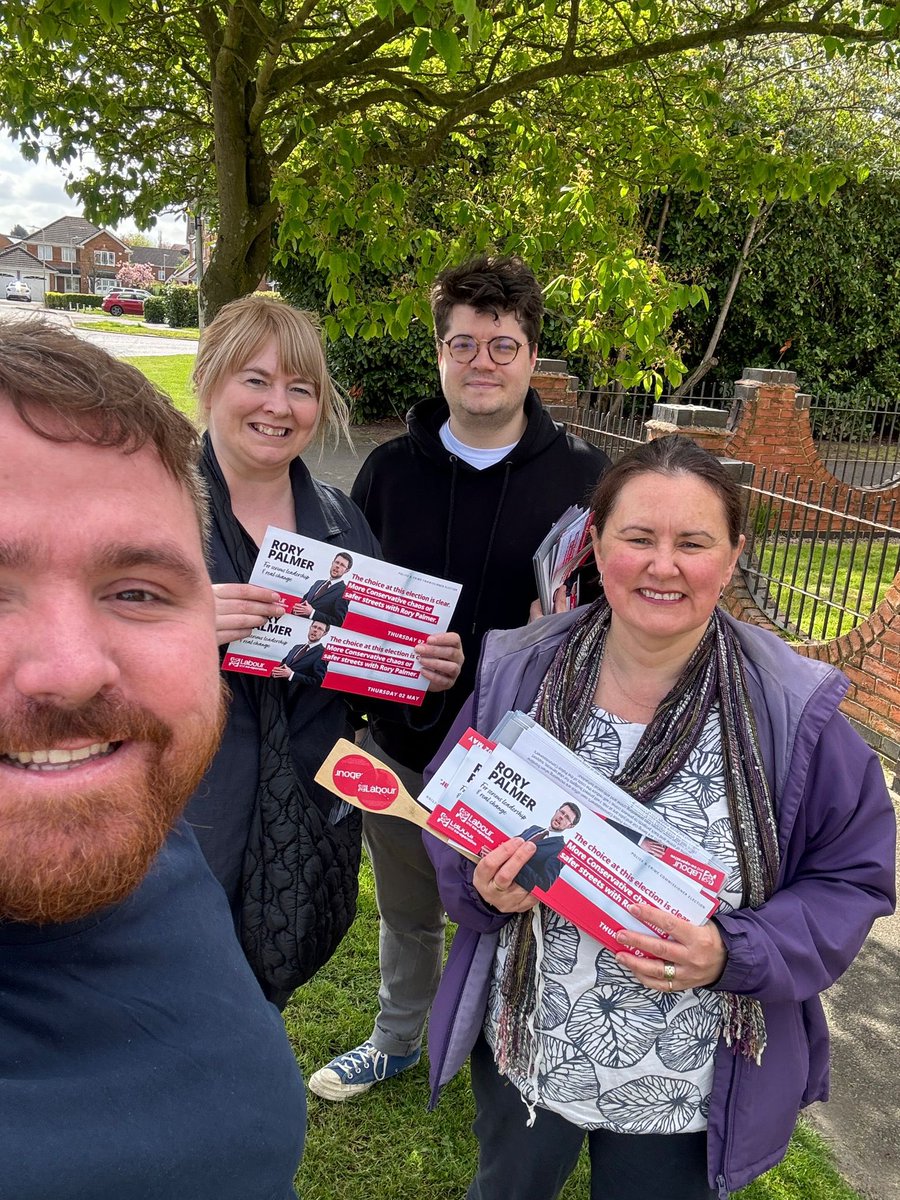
221 525 461 705
532 505 595 616
419 711 726 958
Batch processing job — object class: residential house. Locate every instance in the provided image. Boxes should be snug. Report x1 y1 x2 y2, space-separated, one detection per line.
130 244 189 284
22 216 130 296
0 244 51 301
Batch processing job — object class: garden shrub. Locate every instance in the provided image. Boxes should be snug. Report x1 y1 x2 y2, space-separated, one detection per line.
143 295 166 324
44 291 102 310
164 284 200 328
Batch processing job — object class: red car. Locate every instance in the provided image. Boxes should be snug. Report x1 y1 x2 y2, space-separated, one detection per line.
101 289 152 316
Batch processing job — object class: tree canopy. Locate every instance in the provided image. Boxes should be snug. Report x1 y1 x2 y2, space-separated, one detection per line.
1 0 897 381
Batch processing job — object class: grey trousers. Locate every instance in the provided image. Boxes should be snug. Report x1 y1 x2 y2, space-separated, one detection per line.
359 729 447 1057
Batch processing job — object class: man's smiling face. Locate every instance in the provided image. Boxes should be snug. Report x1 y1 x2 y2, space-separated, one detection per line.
0 404 224 924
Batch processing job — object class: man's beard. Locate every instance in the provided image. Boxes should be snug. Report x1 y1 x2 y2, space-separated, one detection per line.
0 690 226 924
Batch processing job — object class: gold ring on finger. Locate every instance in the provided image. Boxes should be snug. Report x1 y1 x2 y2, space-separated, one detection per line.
663 961 676 982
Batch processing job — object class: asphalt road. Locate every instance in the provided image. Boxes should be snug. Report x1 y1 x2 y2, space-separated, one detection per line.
0 299 197 356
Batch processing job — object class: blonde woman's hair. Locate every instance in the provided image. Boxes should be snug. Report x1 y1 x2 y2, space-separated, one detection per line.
192 295 350 449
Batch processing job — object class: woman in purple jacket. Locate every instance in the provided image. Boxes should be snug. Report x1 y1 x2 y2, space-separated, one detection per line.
425 436 895 1199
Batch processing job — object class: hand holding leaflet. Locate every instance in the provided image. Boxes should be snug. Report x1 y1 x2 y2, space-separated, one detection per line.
317 717 725 960
533 506 595 616
221 525 462 704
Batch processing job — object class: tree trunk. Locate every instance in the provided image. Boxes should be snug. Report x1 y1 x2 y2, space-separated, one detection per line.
670 204 767 401
200 21 278 325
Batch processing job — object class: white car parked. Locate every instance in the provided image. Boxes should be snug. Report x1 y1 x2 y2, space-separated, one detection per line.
5 280 32 302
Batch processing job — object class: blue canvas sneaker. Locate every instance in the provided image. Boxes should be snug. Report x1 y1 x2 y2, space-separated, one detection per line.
308 1040 421 1101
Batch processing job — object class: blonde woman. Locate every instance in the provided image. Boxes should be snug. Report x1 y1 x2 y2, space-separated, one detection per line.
185 296 462 1007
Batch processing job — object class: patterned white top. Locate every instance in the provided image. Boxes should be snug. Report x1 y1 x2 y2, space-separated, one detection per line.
485 705 741 1134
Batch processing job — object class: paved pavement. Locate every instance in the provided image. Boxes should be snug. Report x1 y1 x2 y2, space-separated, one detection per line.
806 778 900 1200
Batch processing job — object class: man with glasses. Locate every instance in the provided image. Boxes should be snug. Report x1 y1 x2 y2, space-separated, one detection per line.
309 254 609 1102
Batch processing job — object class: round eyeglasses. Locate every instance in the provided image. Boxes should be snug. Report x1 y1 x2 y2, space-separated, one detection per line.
438 334 529 365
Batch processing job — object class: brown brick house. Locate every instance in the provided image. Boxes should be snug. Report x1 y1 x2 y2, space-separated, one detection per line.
22 216 130 296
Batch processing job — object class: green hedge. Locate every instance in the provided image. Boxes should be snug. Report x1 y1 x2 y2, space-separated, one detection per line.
144 295 167 324
164 284 199 328
44 291 102 310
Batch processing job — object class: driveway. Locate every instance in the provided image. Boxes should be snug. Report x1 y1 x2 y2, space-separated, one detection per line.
0 300 197 357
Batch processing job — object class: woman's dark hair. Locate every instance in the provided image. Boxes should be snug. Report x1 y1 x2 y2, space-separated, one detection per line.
590 435 744 547
430 254 544 346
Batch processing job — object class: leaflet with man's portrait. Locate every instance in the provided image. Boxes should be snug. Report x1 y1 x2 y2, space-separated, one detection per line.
222 525 462 705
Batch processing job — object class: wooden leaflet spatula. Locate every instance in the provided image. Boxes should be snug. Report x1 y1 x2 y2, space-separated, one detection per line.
315 738 479 863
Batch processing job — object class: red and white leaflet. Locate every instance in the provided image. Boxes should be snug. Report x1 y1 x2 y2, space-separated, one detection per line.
248 526 460 646
533 506 593 616
416 728 497 813
491 712 727 892
426 741 720 957
223 627 429 704
221 525 461 705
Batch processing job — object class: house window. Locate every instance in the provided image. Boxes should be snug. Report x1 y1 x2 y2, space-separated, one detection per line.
94 250 116 266
158 269 166 280
63 276 82 292
61 246 77 262
96 279 116 295
37 244 53 260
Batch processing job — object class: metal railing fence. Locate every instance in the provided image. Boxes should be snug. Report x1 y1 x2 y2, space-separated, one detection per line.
580 383 732 428
566 409 899 643
738 468 898 641
562 406 649 461
808 394 900 488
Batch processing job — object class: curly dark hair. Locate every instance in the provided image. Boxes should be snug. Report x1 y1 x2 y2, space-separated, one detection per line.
430 254 544 346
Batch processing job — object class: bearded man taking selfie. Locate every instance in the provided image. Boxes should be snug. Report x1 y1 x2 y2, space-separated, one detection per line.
0 321 305 1199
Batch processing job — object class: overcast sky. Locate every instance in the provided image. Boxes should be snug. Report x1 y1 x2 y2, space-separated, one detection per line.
0 135 189 246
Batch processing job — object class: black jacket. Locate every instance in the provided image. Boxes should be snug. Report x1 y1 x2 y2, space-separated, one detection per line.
350 388 610 769
281 641 327 687
186 457 379 912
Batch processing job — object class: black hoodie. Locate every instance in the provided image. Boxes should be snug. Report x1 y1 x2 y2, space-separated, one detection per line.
350 387 610 769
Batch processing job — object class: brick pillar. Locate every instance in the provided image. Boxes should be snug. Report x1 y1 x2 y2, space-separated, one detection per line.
725 368 819 475
643 402 731 453
532 357 581 419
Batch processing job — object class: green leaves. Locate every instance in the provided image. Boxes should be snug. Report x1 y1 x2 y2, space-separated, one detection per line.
409 30 430 70
430 27 462 73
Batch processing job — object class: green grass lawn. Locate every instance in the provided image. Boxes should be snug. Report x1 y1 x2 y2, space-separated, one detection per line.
73 317 199 339
287 858 863 1200
122 354 197 417
753 536 900 641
